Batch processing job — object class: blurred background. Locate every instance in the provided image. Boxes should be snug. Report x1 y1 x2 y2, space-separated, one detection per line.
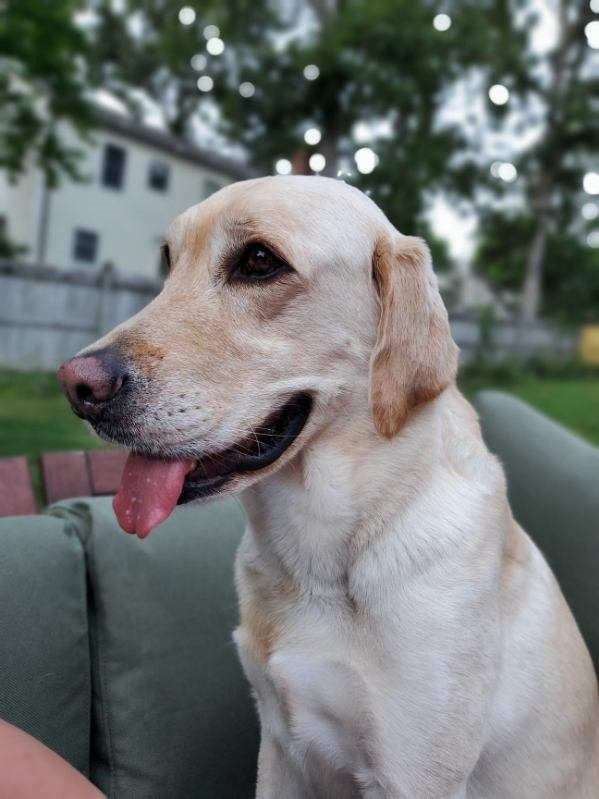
0 0 598 473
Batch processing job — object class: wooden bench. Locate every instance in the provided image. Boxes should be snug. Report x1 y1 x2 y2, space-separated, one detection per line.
0 449 128 516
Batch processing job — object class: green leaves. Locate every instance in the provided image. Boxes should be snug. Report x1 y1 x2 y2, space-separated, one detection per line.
0 0 93 186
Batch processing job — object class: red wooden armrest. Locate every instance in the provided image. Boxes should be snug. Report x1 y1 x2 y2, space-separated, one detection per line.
40 449 128 505
40 451 92 505
87 449 127 495
0 456 37 516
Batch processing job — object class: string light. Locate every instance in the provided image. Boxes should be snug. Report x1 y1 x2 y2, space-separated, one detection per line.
178 6 195 25
190 54 207 71
354 147 379 174
585 20 599 48
433 14 451 31
275 158 292 175
499 162 517 182
587 231 599 248
489 84 509 105
206 37 225 56
309 153 326 173
196 75 213 92
239 82 255 98
583 172 599 195
203 25 220 39
582 203 598 221
304 127 322 145
303 64 320 80
490 162 517 182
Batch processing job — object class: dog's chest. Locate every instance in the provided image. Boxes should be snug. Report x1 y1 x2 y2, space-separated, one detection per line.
234 625 380 793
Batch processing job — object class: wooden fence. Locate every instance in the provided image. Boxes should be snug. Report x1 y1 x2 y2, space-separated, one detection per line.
0 260 158 370
0 260 576 371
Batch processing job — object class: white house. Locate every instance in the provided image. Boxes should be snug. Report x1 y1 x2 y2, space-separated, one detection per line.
0 107 251 278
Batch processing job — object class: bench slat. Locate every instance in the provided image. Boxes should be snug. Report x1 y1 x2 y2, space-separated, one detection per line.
87 449 128 495
40 451 92 505
0 456 37 516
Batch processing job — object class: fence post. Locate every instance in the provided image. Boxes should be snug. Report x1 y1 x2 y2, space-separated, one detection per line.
96 261 115 337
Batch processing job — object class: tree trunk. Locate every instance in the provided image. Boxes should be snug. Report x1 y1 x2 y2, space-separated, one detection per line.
320 132 340 177
518 0 580 322
520 215 548 322
291 148 310 175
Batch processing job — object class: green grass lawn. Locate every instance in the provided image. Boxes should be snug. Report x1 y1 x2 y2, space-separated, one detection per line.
0 370 100 459
458 375 599 446
0 369 598 468
0 370 103 503
489 379 599 445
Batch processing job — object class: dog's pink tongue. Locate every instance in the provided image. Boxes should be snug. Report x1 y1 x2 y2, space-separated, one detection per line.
113 453 195 539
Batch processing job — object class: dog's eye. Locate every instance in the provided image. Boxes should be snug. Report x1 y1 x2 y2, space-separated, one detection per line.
231 244 290 282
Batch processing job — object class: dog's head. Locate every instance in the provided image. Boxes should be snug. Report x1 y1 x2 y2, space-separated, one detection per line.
58 176 458 536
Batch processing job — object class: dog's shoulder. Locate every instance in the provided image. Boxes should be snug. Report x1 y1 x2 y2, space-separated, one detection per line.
234 625 384 791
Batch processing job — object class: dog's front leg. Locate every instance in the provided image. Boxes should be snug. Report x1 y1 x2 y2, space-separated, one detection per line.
255 736 310 799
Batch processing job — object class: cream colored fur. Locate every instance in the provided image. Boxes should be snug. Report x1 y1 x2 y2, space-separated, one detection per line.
88 176 598 798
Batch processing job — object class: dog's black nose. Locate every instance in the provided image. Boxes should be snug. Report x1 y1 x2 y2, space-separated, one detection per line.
58 348 128 416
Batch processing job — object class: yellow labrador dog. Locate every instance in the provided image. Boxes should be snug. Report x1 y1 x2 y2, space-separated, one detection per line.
59 176 598 798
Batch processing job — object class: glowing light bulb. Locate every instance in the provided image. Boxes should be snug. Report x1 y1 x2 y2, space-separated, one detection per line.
583 172 599 195
190 54 207 71
206 37 225 56
354 147 379 175
309 153 326 173
303 64 320 80
433 14 451 31
275 158 292 175
304 127 322 145
178 6 195 25
585 20 599 48
497 162 517 182
489 84 509 105
196 75 213 92
239 82 255 98
587 231 599 248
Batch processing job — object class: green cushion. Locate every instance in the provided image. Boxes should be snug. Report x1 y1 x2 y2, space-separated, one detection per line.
474 390 599 673
48 496 258 799
0 514 91 774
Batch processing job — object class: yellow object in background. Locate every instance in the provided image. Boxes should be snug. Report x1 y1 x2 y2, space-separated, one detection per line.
579 325 599 365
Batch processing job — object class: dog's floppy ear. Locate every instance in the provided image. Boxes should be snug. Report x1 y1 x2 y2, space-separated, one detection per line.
370 233 459 438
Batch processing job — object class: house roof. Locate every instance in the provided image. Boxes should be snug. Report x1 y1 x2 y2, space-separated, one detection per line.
94 107 254 181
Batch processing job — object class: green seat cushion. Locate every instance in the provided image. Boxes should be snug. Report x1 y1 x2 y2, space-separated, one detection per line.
0 514 91 774
474 390 599 673
48 496 258 799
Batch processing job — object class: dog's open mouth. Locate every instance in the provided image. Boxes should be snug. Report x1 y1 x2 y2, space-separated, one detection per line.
113 392 312 538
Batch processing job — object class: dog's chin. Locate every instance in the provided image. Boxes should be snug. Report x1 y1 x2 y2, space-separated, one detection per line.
177 391 313 504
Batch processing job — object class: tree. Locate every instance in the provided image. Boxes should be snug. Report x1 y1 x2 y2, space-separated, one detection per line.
87 1 597 321
88 0 493 263
0 0 93 187
450 0 597 321
474 209 599 323
87 0 276 135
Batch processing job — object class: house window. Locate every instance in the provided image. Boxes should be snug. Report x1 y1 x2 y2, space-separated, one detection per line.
204 178 223 197
102 144 127 189
73 229 99 263
148 161 170 192
158 241 170 278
